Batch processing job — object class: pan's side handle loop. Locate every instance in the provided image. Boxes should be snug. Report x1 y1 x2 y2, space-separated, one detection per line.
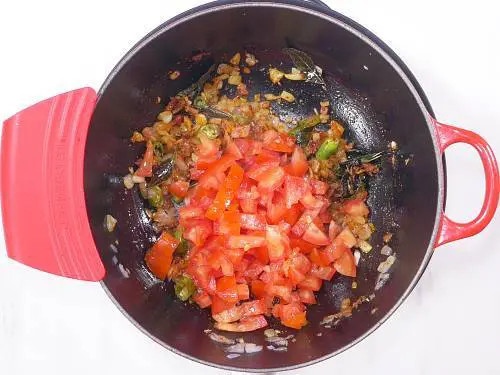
433 119 499 247
1 88 105 281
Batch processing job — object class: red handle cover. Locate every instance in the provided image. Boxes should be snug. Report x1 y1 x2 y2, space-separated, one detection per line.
433 119 500 247
1 88 105 281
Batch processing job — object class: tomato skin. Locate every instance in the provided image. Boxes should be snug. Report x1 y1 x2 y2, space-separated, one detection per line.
288 147 308 177
251 246 269 265
334 249 357 277
214 315 268 332
240 213 266 231
343 198 370 217
168 180 189 198
298 289 317 304
135 141 154 177
228 235 266 249
144 232 180 280
298 275 322 291
193 291 212 308
284 175 309 208
302 222 330 246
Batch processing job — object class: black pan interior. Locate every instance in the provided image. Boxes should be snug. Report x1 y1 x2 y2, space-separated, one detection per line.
84 2 439 371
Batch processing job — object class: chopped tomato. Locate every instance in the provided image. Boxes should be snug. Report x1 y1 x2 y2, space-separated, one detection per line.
240 198 258 213
244 260 265 279
144 232 179 280
256 166 285 192
288 147 308 177
168 180 189 198
321 241 348 264
309 248 329 267
288 267 306 285
178 206 204 224
198 134 220 158
298 275 322 291
206 163 244 220
247 164 277 180
263 131 295 153
310 179 328 195
216 276 239 303
266 225 289 262
290 236 316 254
217 210 241 235
240 213 266 231
298 289 317 305
198 154 236 189
214 315 268 332
343 198 370 217
267 191 287 224
183 219 212 247
251 280 267 298
310 265 336 280
291 209 320 237
228 235 266 249
192 291 212 308
211 295 236 315
189 265 216 295
334 249 357 277
284 175 309 208
300 191 324 210
328 220 341 241
269 284 293 302
237 284 250 300
251 246 269 265
255 149 281 164
225 136 243 159
303 222 330 246
135 141 154 177
222 248 245 266
240 299 267 317
280 302 307 329
283 203 302 226
335 227 357 248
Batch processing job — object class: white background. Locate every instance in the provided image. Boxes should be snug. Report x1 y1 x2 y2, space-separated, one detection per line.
1 0 499 374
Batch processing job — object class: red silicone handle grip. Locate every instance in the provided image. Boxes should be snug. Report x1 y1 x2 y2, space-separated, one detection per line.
433 119 500 247
1 88 105 281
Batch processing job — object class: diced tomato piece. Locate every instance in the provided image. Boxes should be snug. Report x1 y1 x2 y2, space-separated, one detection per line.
135 141 154 177
334 249 357 277
206 163 244 220
189 265 216 295
329 220 341 241
197 134 220 158
240 198 258 213
284 175 309 208
247 164 278 180
319 209 332 224
211 295 237 316
237 177 260 200
283 203 302 226
168 180 189 198
251 280 267 298
244 260 265 279
183 219 212 247
228 235 266 249
289 252 312 275
217 210 241 235
237 284 250 300
310 179 328 195
343 198 370 217
144 232 180 280
298 275 322 291
302 222 330 246
309 248 329 266
278 220 291 235
179 206 205 223
310 264 336 280
263 131 295 153
288 147 308 177
266 225 289 262
240 299 267 317
288 267 306 285
222 248 245 266
290 236 316 254
269 284 293 302
212 305 241 323
291 209 320 237
298 289 317 305
280 302 307 329
255 149 281 164
256 166 285 192
300 191 324 210
240 213 266 231
251 246 269 265
234 139 263 156
267 191 287 224
216 276 239 303
335 227 357 248
198 154 236 189
321 241 348 264
192 291 212 308
225 136 243 159
214 315 268 332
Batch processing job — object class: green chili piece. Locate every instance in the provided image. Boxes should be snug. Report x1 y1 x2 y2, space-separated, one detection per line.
173 228 189 256
198 124 220 139
153 141 164 159
193 96 207 109
148 185 164 208
174 275 196 301
316 139 339 160
289 114 321 136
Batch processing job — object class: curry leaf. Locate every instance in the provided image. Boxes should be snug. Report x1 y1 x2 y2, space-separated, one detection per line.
176 63 216 99
283 48 326 87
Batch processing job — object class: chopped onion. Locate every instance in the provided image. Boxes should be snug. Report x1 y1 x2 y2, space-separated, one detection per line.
353 250 361 266
104 214 117 232
375 272 390 290
280 90 295 103
245 343 263 353
157 110 173 123
358 239 372 253
227 353 241 359
269 68 284 84
226 343 245 353
267 345 287 352
381 245 393 256
284 71 305 81
228 75 242 85
123 174 134 189
264 328 278 338
208 332 235 345
132 175 145 183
